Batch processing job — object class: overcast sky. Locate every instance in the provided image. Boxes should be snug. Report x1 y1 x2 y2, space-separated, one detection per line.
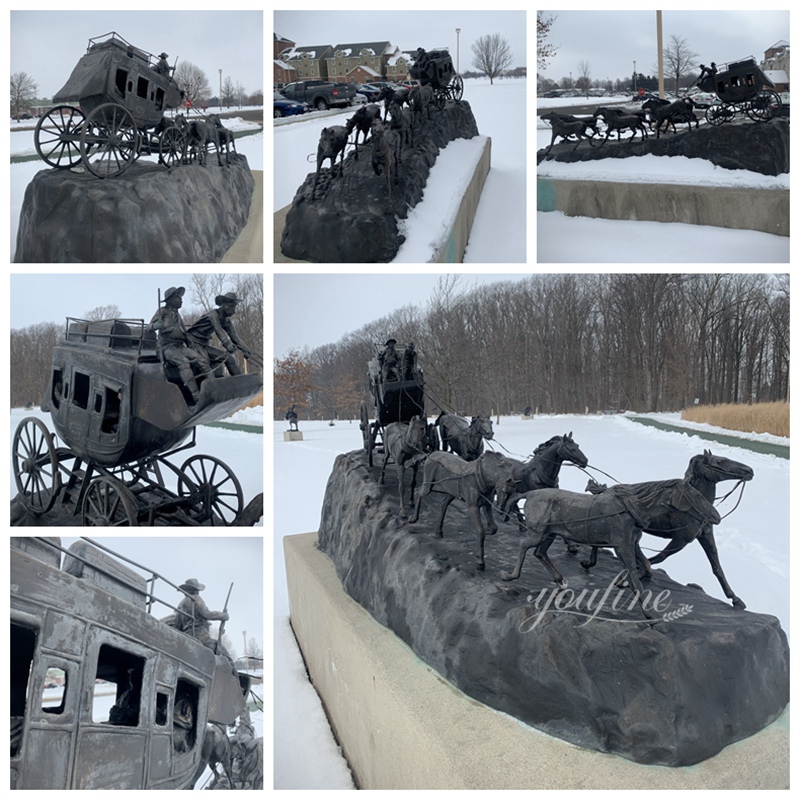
59 536 263 655
10 273 257 330
273 273 534 357
274 9 527 71
539 9 789 84
11 9 263 98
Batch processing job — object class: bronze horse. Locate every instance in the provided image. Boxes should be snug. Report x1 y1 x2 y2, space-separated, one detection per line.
499 432 589 529
501 481 721 618
435 411 494 461
584 450 753 608
380 415 427 517
409 450 516 570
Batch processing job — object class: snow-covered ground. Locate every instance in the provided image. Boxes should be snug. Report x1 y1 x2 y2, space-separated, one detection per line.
9 110 263 261
10 405 263 525
274 413 789 789
537 97 789 263
274 77 526 262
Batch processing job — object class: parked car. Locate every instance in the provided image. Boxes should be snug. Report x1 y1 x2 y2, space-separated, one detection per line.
356 84 381 99
274 91 309 118
684 89 717 108
281 79 357 110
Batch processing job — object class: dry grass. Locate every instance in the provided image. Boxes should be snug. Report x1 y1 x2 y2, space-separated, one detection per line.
681 402 789 438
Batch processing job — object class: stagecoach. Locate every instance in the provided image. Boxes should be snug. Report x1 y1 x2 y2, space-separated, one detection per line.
409 48 464 108
34 32 187 177
11 536 251 789
12 316 262 526
696 57 782 125
359 342 426 466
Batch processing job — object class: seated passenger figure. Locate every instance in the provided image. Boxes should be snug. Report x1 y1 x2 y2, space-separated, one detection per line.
379 338 400 382
148 286 203 404
188 292 253 377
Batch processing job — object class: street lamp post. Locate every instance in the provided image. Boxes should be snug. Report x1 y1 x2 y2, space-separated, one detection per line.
633 60 637 92
455 28 461 73
219 69 222 111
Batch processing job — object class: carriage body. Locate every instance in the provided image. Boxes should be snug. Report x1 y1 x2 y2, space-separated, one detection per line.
13 316 262 525
409 48 464 106
53 32 183 129
697 57 780 124
36 33 187 177
360 346 426 464
11 536 246 789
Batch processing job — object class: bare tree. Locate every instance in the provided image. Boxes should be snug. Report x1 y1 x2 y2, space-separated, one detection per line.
537 12 558 71
471 33 513 85
576 60 592 96
662 35 698 94
83 304 122 321
173 61 211 106
222 76 236 109
10 72 38 117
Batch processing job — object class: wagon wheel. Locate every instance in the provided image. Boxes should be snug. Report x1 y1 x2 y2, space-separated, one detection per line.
34 105 86 169
12 417 62 515
451 74 464 102
359 400 374 465
433 87 447 110
705 104 733 126
81 475 139 526
80 103 139 178
746 89 781 121
159 126 185 168
176 455 243 526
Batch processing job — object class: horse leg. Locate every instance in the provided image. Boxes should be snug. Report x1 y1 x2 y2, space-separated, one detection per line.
500 524 546 581
697 527 745 609
408 472 429 523
532 533 567 587
614 538 652 619
580 546 599 570
466 499 488 570
380 448 390 485
436 495 454 538
648 535 691 565
396 462 407 518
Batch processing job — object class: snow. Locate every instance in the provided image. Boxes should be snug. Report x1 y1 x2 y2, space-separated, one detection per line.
9 109 263 261
274 414 789 788
10 405 263 525
273 77 526 262
537 96 789 263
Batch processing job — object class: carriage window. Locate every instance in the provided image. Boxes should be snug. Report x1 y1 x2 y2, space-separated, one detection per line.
51 369 63 409
93 644 145 726
137 76 149 99
155 87 165 110
94 392 103 413
172 679 199 754
42 667 67 714
102 387 121 434
73 371 90 409
115 68 127 97
156 692 169 726
11 624 36 757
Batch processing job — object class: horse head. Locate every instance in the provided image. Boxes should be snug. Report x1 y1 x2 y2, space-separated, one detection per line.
688 450 754 484
558 431 589 468
472 414 494 440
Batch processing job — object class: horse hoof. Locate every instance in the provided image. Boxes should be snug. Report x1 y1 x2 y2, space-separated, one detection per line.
580 560 592 570
476 562 485 571
733 598 747 611
500 571 514 581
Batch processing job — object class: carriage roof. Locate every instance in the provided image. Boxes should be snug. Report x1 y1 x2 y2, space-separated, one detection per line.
40 317 262 466
52 32 183 127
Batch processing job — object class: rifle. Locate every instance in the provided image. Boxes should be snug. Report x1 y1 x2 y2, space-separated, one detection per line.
245 350 263 369
214 582 234 654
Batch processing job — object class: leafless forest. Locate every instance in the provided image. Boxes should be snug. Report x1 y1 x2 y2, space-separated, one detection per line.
11 274 263 409
275 274 789 419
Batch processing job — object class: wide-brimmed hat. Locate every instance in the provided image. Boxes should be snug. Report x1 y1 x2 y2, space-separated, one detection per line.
215 292 241 306
180 578 205 592
164 286 185 301
385 338 397 346
159 52 169 59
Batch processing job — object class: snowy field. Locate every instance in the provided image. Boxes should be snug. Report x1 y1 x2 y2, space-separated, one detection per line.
9 110 263 261
274 413 789 789
10 404 263 525
274 78 526 262
536 97 789 263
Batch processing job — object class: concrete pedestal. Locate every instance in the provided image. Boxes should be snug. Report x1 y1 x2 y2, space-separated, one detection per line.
283 430 303 442
284 532 789 790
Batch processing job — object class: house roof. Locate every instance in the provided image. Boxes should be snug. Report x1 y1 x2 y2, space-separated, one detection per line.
347 64 381 78
331 41 392 58
767 39 789 50
283 45 333 61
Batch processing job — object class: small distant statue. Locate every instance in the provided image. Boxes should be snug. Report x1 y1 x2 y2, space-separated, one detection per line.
402 341 418 380
188 292 253 378
286 404 299 431
523 405 532 416
148 286 203 404
379 338 401 382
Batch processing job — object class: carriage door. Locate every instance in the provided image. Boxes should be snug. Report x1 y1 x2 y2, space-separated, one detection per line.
87 379 124 449
11 618 82 789
73 630 154 789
